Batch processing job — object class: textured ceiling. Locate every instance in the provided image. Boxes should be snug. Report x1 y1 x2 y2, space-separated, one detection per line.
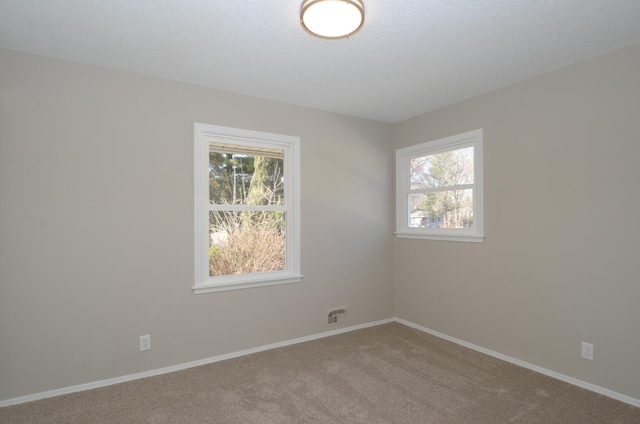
1 1 640 123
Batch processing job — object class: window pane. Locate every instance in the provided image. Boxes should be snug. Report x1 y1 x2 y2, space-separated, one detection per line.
410 146 473 190
209 211 286 276
209 143 284 206
409 189 474 229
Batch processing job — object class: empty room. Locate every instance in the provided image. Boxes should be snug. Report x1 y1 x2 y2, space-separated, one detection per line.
1 1 640 423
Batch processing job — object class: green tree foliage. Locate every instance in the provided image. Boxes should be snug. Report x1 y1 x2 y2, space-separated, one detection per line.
209 151 254 205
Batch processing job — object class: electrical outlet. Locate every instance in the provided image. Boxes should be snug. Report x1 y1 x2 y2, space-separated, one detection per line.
140 335 151 351
581 342 593 360
327 307 347 325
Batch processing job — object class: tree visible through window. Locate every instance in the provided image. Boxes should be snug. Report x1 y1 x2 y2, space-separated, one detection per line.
396 129 484 242
409 146 474 229
208 143 285 276
194 123 301 293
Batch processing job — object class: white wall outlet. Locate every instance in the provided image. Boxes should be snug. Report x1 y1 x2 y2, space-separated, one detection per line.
327 307 347 325
140 335 151 351
581 341 593 360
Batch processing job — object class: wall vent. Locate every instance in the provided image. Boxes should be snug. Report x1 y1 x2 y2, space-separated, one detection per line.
327 308 347 325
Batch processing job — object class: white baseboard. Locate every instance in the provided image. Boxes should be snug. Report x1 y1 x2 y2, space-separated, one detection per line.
395 318 640 408
3 317 639 409
0 318 394 408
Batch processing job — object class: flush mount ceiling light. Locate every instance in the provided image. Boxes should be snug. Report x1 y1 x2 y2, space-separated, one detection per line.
300 0 365 39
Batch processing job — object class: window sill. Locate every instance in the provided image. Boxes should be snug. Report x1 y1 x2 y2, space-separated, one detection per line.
193 273 303 294
395 232 484 243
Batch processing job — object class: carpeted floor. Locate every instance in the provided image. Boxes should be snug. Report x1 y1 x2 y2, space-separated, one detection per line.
1 322 639 423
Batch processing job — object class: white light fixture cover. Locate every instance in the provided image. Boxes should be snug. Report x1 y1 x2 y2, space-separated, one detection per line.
300 0 365 39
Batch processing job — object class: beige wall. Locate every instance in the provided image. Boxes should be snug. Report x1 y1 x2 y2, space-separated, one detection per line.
2 42 640 403
393 43 640 400
0 49 395 401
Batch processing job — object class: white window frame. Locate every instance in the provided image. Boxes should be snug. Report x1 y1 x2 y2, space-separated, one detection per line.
194 123 302 293
395 129 484 243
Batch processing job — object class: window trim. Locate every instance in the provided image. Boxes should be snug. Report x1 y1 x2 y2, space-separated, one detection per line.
194 123 302 293
395 129 484 243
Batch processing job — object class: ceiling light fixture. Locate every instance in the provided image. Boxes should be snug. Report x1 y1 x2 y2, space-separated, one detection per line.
300 0 365 40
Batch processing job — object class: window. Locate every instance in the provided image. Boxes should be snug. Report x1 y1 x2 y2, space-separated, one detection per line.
194 123 302 293
396 129 484 242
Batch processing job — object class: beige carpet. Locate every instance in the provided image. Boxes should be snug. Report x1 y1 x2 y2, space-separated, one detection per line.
1 322 639 423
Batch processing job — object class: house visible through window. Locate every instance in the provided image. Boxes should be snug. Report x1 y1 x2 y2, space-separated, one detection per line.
194 123 302 293
396 129 484 242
